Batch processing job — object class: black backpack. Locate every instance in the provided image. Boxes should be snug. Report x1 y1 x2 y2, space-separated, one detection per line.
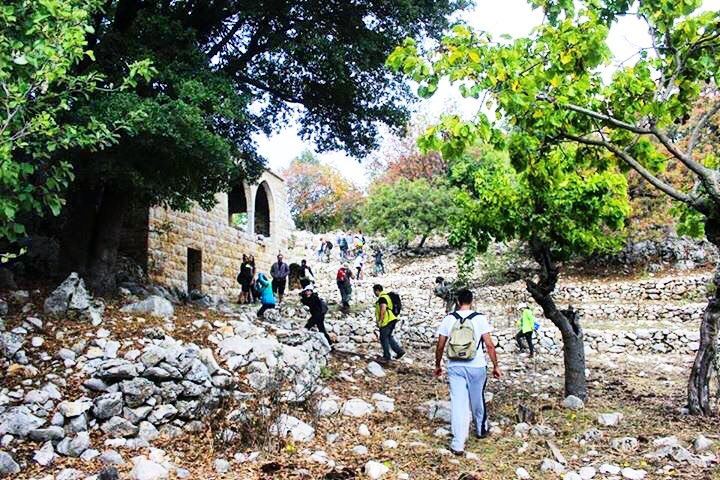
388 291 402 316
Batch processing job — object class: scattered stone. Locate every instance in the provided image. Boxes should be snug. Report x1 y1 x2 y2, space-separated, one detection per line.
342 398 374 417
516 467 531 479
272 415 314 442
121 296 174 318
364 460 389 479
382 439 398 450
620 468 646 480
562 395 584 410
0 451 20 475
352 445 368 455
34 441 55 466
599 464 620 475
597 412 622 427
366 361 386 377
131 456 169 480
579 466 596 479
611 437 639 452
100 450 124 465
694 434 714 452
540 458 566 474
101 416 139 438
214 459 230 474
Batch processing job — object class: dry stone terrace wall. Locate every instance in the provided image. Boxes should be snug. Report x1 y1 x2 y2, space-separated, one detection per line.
147 171 294 298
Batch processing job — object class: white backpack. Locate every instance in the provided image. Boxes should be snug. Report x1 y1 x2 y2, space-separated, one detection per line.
446 312 481 361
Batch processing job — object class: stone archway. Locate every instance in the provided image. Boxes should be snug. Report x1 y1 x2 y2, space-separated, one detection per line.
254 181 273 237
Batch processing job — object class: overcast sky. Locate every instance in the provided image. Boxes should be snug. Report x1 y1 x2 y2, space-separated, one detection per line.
255 0 720 189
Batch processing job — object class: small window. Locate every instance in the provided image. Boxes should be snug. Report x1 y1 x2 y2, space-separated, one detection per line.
187 248 202 293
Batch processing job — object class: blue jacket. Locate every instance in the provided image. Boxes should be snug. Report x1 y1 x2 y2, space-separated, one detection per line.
256 273 276 305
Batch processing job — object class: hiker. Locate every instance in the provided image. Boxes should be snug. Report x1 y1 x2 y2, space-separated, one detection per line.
324 239 333 262
255 273 276 318
515 304 536 357
373 284 405 362
247 255 258 303
373 247 385 275
236 254 254 304
299 259 315 288
434 288 501 455
336 263 354 312
300 285 332 347
353 252 365 280
338 234 349 261
270 253 290 303
317 238 325 262
434 276 457 313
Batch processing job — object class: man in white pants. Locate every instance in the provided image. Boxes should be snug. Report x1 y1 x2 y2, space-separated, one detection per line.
434 288 501 455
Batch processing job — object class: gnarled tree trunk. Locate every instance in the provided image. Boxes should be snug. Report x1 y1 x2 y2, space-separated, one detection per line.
688 218 720 415
525 239 588 400
60 182 129 295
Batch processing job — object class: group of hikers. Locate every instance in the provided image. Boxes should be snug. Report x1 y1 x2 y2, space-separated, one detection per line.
316 231 386 277
238 248 540 455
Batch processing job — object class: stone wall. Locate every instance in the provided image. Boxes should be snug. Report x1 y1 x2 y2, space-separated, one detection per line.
146 171 294 298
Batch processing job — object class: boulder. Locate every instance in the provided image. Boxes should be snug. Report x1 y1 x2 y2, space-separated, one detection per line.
121 296 174 318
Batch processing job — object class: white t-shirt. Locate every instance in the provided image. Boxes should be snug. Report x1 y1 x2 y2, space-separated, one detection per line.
437 310 492 368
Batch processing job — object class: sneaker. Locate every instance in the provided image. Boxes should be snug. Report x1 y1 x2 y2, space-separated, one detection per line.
395 351 405 360
449 448 464 456
474 431 490 439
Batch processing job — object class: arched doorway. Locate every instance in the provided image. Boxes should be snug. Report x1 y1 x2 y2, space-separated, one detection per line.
228 183 248 229
254 183 271 237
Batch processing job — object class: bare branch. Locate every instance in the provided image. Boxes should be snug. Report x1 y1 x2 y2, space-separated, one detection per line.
650 128 715 186
537 94 652 134
686 100 720 156
562 133 697 207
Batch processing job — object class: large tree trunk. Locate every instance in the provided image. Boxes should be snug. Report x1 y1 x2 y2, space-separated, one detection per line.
687 218 720 415
525 239 588 400
60 183 129 295
86 185 129 294
59 184 103 277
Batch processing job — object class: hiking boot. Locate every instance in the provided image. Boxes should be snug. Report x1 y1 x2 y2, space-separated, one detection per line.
449 448 464 456
474 431 490 439
395 351 405 360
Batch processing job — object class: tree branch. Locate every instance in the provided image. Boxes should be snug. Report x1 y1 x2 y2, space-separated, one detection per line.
537 94 652 134
651 127 716 188
562 133 697 208
235 74 302 104
687 99 720 156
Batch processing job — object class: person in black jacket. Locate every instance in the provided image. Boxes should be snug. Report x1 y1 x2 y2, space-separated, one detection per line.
300 285 332 347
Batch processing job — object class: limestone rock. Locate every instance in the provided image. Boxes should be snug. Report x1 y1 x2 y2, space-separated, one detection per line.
131 457 169 480
121 296 174 318
342 398 374 417
562 395 584 410
272 414 314 443
0 451 20 475
364 460 389 479
34 441 55 466
366 361 386 377
597 412 622 427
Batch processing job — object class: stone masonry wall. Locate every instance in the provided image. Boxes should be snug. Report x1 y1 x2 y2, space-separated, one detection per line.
147 171 294 298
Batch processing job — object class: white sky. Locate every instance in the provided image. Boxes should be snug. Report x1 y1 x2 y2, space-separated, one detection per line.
256 0 720 189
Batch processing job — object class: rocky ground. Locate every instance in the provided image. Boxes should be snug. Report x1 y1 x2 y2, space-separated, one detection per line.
1 238 719 480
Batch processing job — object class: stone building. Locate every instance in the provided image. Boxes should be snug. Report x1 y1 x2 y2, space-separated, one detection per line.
120 170 294 298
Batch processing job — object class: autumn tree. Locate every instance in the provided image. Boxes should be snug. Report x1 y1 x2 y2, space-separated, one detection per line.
369 120 448 185
388 0 720 414
363 178 456 249
283 151 362 233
